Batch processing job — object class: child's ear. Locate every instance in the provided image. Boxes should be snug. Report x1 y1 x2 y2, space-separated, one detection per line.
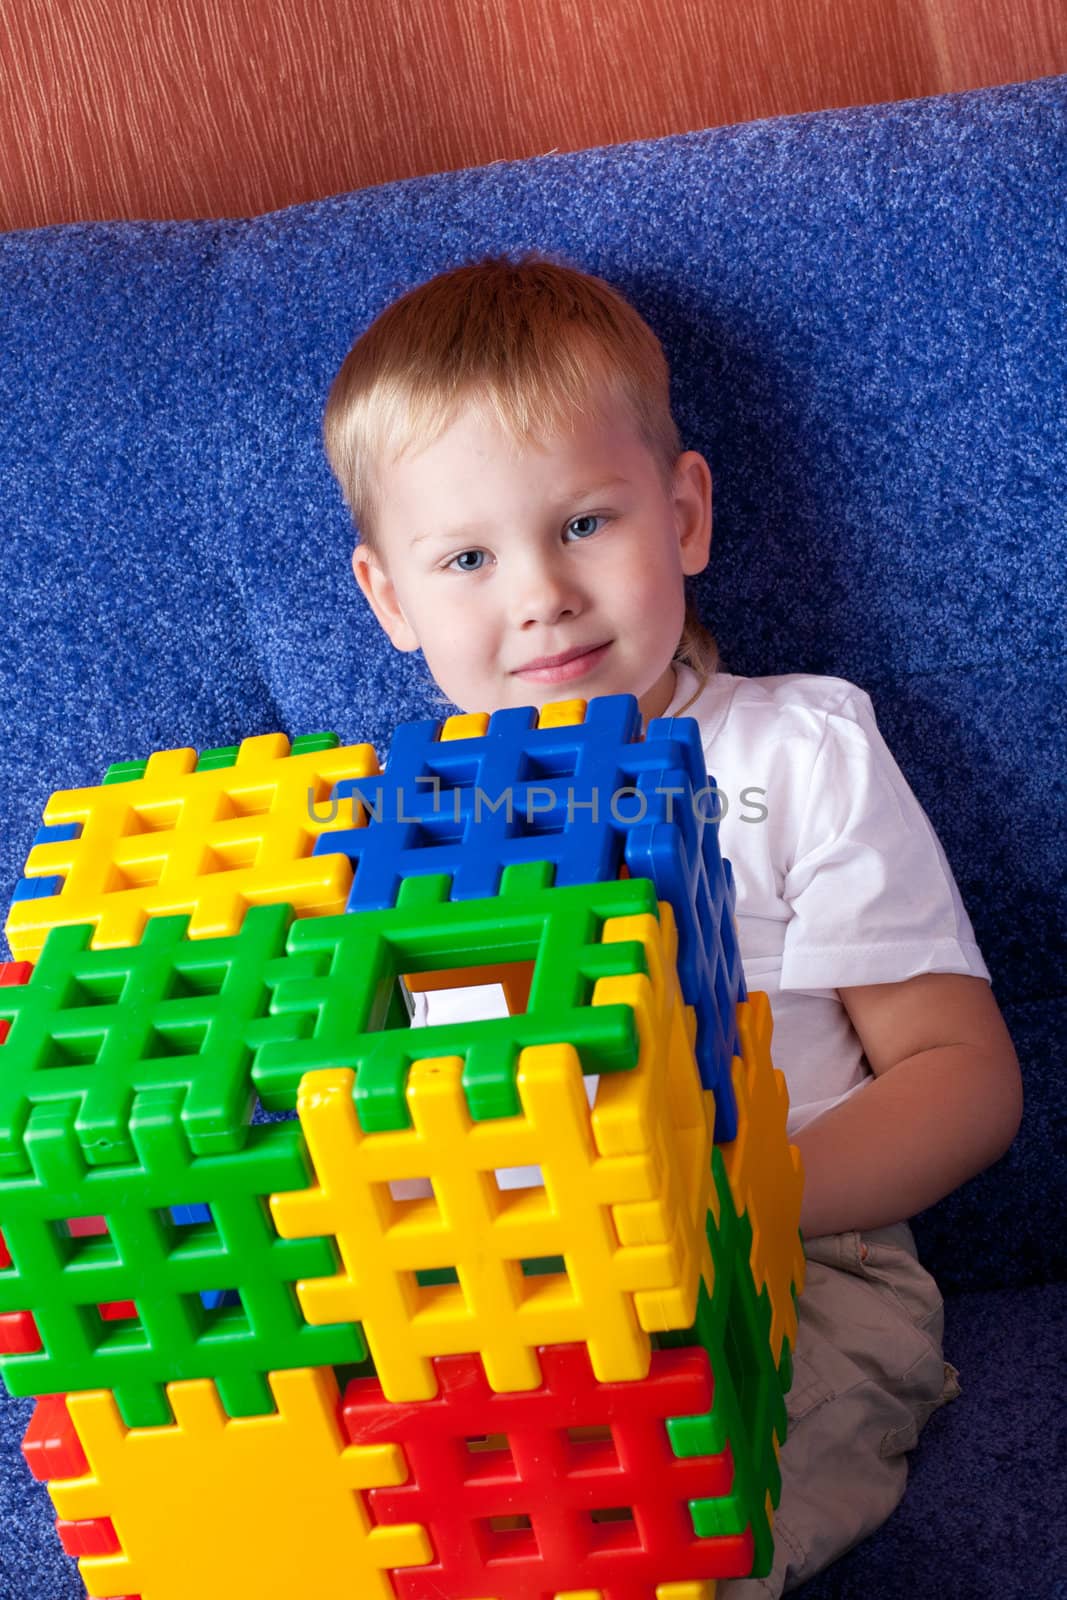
351 545 420 652
673 451 713 576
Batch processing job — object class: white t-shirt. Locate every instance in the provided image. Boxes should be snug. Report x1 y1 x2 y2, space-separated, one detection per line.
407 665 991 1141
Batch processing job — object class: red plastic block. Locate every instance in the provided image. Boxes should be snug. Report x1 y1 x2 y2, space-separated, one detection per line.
98 1301 139 1322
344 1342 752 1598
22 1394 89 1482
66 1215 109 1238
57 1515 121 1557
23 1396 144 1600
0 1309 42 1354
0 959 31 1045
60 1216 139 1323
0 1226 8 1270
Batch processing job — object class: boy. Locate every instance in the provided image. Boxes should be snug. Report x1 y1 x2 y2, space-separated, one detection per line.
323 251 1022 1595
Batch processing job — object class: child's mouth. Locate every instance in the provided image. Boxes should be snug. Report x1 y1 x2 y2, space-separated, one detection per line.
513 642 612 684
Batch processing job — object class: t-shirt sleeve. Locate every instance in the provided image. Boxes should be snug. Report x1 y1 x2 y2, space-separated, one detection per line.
778 686 991 991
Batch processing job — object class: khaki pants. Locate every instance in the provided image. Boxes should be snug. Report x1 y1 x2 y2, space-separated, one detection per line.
717 1221 961 1597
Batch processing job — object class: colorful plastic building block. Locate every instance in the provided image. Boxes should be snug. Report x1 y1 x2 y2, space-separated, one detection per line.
344 1342 755 1596
718 993 806 1368
3 732 379 963
0 1091 365 1426
0 902 300 1174
0 696 805 1597
319 696 744 1138
270 896 713 1399
658 1147 791 1578
257 864 663 1126
33 1367 433 1599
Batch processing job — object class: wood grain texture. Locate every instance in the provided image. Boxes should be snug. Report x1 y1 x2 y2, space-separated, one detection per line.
0 0 1062 229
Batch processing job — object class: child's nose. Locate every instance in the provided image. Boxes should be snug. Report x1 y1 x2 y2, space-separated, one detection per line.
509 555 583 626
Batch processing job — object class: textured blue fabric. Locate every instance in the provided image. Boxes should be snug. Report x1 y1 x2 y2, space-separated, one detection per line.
0 75 1064 1599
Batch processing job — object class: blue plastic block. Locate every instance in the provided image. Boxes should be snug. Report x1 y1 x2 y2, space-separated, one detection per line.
11 876 64 903
315 694 744 1137
31 823 82 846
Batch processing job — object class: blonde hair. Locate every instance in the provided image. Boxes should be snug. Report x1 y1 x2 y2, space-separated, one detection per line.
323 250 720 692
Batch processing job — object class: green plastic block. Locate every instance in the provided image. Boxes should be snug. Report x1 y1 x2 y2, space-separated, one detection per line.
414 1267 459 1288
0 902 304 1176
519 1254 566 1276
102 760 149 786
193 745 241 772
659 1147 788 1579
0 1089 365 1427
0 866 656 1170
254 862 658 1130
289 732 342 755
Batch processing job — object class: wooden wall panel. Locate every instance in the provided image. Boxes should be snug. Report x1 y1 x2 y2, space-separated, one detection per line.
0 0 1062 231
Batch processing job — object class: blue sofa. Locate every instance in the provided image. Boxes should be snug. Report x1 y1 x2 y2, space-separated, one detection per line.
1 74 1063 1600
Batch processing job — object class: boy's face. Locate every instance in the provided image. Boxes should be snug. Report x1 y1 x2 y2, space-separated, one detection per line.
351 394 712 723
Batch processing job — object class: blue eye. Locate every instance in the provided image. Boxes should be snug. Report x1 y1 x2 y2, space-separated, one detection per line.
450 549 485 572
566 514 604 539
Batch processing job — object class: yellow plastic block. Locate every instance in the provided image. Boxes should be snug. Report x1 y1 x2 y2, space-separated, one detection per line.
431 1587 715 1600
594 908 717 1333
47 1366 431 1600
531 697 588 727
6 733 377 961
439 711 490 741
271 903 716 1401
439 696 587 744
469 1589 715 1600
718 991 806 1363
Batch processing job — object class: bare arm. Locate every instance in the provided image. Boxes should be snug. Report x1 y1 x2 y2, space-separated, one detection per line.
791 972 1023 1239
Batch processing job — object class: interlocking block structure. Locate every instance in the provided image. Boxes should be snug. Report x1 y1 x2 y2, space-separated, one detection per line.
319 695 743 1138
5 731 377 963
270 889 714 1399
26 1353 735 1600
344 1341 752 1596
0 694 805 1599
25 1366 432 1600
658 1145 794 1578
0 902 300 1174
253 864 673 1126
719 995 806 1369
0 866 714 1420
0 1083 364 1426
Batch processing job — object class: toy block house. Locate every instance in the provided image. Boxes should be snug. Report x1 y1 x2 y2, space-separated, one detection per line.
0 692 804 1599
